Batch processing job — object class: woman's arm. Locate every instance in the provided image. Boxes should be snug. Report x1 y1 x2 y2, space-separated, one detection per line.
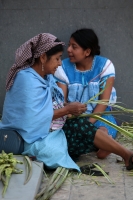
52 102 87 120
89 77 115 124
57 82 68 102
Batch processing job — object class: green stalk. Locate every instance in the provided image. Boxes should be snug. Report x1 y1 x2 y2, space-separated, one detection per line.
12 168 23 174
2 167 13 197
35 185 47 199
48 168 69 196
2 150 9 160
48 167 62 186
0 164 10 180
23 156 32 185
68 111 127 120
91 115 133 139
93 163 114 184
87 99 133 114
85 87 106 104
93 179 100 186
1 174 6 185
38 167 66 199
35 167 62 199
47 167 66 191
68 114 133 139
39 168 69 200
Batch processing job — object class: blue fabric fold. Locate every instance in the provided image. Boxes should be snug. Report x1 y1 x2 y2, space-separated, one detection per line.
23 129 80 171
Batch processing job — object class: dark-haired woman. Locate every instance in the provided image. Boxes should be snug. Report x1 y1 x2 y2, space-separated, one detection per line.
1 32 133 171
0 33 88 171
55 28 117 142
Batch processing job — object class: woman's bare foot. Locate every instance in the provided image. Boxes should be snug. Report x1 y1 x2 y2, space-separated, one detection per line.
96 149 111 159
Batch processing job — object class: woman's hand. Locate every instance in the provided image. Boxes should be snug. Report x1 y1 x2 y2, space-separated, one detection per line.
53 102 87 120
65 102 87 116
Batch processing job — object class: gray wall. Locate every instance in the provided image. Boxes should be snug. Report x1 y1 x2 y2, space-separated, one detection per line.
0 0 133 121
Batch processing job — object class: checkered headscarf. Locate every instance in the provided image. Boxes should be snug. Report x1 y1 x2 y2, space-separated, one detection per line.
6 33 65 91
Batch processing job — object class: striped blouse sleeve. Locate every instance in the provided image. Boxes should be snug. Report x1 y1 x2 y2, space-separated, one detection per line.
100 59 115 79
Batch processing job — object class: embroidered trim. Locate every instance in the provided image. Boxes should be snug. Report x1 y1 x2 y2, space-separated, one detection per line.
74 56 96 73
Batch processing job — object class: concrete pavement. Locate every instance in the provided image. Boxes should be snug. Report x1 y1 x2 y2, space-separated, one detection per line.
40 136 133 200
49 153 133 200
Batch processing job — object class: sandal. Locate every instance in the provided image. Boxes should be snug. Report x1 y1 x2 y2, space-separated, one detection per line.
126 155 133 170
80 163 109 176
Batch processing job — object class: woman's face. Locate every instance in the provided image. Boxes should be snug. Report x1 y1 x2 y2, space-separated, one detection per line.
44 51 63 75
67 37 90 63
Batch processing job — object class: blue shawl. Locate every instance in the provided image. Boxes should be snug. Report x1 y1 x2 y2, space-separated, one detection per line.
0 68 60 143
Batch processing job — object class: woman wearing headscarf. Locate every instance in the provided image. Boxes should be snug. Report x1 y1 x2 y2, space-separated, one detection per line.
0 33 86 171
0 33 133 171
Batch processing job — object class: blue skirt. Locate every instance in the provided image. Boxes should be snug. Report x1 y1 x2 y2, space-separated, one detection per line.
22 129 80 171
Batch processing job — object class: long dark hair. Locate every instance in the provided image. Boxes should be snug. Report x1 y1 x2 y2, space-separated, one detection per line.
71 28 100 56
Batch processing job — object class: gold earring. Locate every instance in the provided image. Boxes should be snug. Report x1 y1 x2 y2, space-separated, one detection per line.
42 64 44 71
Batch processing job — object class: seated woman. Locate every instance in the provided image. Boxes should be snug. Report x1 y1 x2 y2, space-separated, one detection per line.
55 28 118 140
0 32 133 171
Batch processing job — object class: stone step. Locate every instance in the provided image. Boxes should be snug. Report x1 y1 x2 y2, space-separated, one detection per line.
0 155 43 200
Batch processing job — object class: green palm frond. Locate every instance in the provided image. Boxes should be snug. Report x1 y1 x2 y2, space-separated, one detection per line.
68 114 133 139
68 99 133 139
89 115 133 139
73 83 133 139
93 163 114 184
